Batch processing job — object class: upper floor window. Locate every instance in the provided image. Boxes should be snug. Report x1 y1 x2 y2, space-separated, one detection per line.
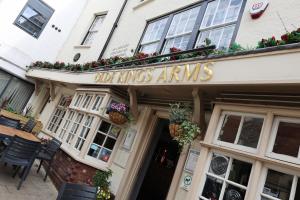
267 117 300 164
215 111 264 152
82 15 106 45
14 0 54 38
138 0 244 54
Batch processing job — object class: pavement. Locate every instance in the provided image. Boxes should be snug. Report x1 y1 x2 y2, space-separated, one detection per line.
0 161 58 200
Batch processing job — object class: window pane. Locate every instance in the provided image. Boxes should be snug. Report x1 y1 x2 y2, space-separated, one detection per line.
201 176 223 199
237 117 263 148
82 95 92 109
93 133 106 146
167 6 200 37
104 137 116 150
163 34 191 54
295 178 300 200
218 115 241 143
17 16 41 36
201 0 218 29
263 170 293 200
225 0 243 23
209 153 229 178
141 18 168 44
109 126 121 138
140 42 159 54
92 95 103 111
23 6 46 27
213 0 231 26
228 159 252 186
88 144 101 158
99 148 112 162
224 184 246 200
90 15 105 31
273 121 300 158
99 121 111 133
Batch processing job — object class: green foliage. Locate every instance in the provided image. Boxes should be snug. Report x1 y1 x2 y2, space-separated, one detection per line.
169 103 191 124
174 120 200 148
228 42 245 53
93 170 113 200
257 36 280 48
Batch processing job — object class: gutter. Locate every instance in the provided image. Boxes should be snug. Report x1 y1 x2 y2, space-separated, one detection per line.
97 0 129 60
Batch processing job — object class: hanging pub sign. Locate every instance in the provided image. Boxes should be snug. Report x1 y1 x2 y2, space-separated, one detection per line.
249 0 269 19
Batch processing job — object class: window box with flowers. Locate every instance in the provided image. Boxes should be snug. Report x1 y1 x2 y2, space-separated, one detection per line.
107 103 129 125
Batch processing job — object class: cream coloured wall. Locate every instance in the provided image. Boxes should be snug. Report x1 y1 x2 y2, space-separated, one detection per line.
236 0 300 48
55 0 126 64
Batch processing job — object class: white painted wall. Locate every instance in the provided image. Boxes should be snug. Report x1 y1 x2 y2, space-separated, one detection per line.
0 0 88 80
56 0 126 64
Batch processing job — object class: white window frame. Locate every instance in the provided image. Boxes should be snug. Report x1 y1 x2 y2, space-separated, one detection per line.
73 93 84 108
74 115 95 151
82 15 106 45
258 165 300 200
214 111 265 154
81 94 93 110
91 94 104 113
58 110 75 140
267 116 300 165
86 120 121 164
198 151 254 200
47 96 68 134
65 112 84 145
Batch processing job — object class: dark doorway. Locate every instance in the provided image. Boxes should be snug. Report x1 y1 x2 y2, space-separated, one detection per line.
132 119 180 200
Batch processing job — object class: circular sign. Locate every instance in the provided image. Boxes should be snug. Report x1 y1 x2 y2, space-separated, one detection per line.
184 175 192 186
210 156 228 176
249 0 269 19
73 53 81 62
225 189 242 200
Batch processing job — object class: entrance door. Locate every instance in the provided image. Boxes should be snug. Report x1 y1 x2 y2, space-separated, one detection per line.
132 119 180 200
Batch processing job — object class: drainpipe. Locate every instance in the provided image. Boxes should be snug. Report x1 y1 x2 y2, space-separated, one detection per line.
97 0 129 60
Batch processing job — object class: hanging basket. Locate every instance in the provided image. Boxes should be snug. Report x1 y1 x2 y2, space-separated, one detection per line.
169 123 183 138
109 111 127 125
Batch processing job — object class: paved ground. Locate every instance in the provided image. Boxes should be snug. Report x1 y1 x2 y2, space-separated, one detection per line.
0 161 57 200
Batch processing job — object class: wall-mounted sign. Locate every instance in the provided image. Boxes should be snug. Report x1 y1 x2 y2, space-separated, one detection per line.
250 0 269 19
184 149 200 173
180 173 193 191
94 62 213 85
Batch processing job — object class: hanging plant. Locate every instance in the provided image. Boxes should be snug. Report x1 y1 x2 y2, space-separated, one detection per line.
107 102 129 125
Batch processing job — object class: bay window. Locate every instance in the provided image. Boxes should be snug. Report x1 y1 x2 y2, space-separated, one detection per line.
58 110 75 139
267 117 300 164
199 153 252 200
65 113 84 144
215 111 264 152
138 0 244 54
260 169 300 200
87 120 121 162
74 115 95 151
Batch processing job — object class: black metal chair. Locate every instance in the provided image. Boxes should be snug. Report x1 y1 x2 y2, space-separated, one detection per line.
0 135 40 190
36 138 62 181
56 182 97 200
21 118 36 133
0 116 21 129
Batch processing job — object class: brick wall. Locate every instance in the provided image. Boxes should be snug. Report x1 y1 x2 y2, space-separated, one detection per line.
46 149 97 189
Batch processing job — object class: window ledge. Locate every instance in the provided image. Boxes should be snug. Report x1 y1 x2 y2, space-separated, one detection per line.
74 45 91 49
133 0 155 10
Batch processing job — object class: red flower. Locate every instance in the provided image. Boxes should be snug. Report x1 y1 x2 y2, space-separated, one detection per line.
281 34 288 41
271 36 276 40
170 47 181 53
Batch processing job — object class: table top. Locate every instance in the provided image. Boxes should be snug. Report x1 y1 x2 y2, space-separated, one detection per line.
0 124 40 142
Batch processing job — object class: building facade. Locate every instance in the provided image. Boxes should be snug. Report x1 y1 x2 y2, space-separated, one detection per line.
25 0 300 200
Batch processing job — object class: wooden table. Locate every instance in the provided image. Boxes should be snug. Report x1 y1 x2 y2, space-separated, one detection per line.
0 124 40 142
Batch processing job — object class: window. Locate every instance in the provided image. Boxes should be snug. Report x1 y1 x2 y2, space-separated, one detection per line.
163 6 201 54
87 120 121 162
58 111 75 140
195 0 243 49
215 112 264 151
65 113 84 144
261 169 300 200
14 0 54 38
91 95 104 111
82 94 93 109
268 117 300 164
47 96 69 133
200 153 252 200
74 115 94 151
73 94 83 107
82 15 106 45
138 0 244 54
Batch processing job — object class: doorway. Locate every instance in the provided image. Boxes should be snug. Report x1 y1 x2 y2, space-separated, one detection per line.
131 118 180 200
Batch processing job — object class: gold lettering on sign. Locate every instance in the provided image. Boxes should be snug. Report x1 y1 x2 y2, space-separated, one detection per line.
145 68 154 82
183 64 201 81
169 66 181 82
157 67 167 82
126 70 137 83
136 70 145 82
200 62 213 81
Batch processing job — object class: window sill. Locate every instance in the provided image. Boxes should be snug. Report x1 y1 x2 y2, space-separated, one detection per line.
73 45 91 49
133 0 154 10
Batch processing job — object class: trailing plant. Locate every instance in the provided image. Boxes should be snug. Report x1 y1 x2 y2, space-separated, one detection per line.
174 120 200 148
93 170 113 200
107 102 130 119
169 103 191 124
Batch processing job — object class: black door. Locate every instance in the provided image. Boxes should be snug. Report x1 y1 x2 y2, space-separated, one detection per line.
132 119 180 200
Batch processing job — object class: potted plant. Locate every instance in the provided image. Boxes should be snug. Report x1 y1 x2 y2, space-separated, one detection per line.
169 103 200 148
107 103 129 125
92 170 114 200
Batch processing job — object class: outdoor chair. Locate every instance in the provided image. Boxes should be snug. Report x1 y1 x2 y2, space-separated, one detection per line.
36 138 62 181
56 182 97 200
0 135 40 190
21 117 36 133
